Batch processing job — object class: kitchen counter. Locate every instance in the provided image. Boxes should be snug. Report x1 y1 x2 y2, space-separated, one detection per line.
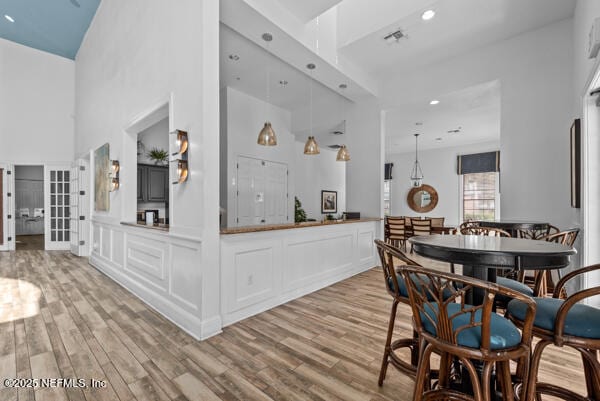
121 221 170 232
220 217 381 235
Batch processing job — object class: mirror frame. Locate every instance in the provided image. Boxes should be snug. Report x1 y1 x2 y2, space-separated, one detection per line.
407 184 439 213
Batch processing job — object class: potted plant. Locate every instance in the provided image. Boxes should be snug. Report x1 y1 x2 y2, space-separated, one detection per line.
147 147 169 165
295 197 307 223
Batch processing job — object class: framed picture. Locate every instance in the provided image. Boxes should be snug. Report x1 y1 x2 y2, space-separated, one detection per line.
94 143 110 211
570 119 581 208
321 190 337 214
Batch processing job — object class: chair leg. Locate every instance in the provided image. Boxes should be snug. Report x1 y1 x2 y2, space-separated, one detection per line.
460 357 484 401
497 361 515 401
580 348 600 400
378 299 398 386
526 340 552 401
410 329 419 368
481 361 494 401
412 341 433 401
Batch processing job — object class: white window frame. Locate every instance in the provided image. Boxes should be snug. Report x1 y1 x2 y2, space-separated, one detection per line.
459 171 501 222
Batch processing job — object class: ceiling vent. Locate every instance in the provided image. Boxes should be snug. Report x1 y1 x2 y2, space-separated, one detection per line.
384 29 406 43
328 144 342 149
331 131 344 135
447 127 462 134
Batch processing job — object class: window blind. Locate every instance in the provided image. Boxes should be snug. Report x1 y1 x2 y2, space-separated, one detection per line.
385 163 393 180
457 151 500 175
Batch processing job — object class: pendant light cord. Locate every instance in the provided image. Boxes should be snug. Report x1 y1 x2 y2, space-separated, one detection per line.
310 71 313 135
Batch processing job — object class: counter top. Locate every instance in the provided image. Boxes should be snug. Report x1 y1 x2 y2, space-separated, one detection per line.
121 221 170 232
220 218 381 235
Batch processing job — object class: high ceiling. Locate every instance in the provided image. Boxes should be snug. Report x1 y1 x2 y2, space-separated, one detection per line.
336 0 576 75
220 23 350 142
0 0 100 59
385 80 501 154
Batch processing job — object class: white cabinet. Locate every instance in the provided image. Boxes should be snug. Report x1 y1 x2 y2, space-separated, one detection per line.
235 156 288 226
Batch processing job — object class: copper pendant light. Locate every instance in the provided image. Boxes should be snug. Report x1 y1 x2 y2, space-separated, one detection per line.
304 136 319 154
336 145 350 161
303 63 319 155
257 33 277 146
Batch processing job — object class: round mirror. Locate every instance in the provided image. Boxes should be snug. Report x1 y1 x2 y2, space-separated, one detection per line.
407 184 439 213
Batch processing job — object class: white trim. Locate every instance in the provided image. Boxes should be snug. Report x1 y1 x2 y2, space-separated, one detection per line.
0 164 14 251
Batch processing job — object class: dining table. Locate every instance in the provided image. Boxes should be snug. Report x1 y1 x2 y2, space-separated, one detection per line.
408 234 575 304
475 219 550 238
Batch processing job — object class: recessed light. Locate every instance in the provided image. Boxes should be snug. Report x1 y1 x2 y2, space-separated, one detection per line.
339 83 347 89
436 137 443 141
279 80 288 86
228 54 239 61
430 100 440 105
4 15 14 23
421 10 435 21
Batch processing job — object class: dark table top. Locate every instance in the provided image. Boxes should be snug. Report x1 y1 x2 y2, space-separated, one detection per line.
475 220 549 231
409 235 575 270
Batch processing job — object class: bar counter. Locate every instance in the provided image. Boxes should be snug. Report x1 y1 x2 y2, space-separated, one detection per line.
220 217 381 235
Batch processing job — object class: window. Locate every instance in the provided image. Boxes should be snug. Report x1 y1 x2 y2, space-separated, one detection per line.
463 172 497 221
383 180 391 216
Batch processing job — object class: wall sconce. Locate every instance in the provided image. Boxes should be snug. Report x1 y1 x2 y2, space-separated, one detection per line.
170 129 189 184
174 130 188 155
110 160 120 191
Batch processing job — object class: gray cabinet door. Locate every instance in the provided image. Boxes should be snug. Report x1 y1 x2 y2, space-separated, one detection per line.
137 166 146 201
147 166 168 202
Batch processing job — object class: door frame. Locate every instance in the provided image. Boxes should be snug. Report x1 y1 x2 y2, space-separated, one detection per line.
0 164 14 251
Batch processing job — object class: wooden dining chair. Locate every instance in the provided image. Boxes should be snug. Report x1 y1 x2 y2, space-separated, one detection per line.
460 226 512 237
399 264 536 401
521 228 580 298
517 224 560 240
384 216 408 251
374 239 423 384
507 263 600 401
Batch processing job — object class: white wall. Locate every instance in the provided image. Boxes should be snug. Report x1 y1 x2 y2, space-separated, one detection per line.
386 141 500 225
345 98 383 219
76 0 221 339
137 117 169 164
0 39 74 164
221 86 295 227
294 141 346 219
381 18 575 231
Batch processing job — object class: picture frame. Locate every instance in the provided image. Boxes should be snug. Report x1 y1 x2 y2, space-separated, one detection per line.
570 119 581 208
94 143 110 212
321 190 337 214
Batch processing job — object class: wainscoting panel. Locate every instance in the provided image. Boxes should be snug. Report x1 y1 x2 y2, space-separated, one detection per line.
89 219 209 339
221 220 379 326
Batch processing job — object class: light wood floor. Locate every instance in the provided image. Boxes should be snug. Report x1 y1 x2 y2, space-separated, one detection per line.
0 251 587 401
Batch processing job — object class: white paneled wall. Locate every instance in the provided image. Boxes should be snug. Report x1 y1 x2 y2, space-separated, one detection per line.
90 220 206 338
220 220 378 326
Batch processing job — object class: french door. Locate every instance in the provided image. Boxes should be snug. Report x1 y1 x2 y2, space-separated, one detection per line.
44 165 72 250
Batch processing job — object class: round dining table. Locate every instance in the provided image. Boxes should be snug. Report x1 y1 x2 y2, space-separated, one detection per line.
409 234 575 304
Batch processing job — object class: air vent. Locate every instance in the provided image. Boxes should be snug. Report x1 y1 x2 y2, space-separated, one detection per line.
447 127 462 134
331 131 344 135
384 29 405 43
328 144 342 149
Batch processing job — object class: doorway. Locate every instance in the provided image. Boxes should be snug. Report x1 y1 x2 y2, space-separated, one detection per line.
14 165 44 250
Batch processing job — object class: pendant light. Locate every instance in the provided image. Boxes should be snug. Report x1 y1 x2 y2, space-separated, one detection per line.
336 84 350 162
304 63 320 155
410 133 424 187
336 145 350 161
257 33 277 146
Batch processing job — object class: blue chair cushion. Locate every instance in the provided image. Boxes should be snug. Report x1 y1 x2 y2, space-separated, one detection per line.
495 277 534 304
420 303 522 350
508 297 600 339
